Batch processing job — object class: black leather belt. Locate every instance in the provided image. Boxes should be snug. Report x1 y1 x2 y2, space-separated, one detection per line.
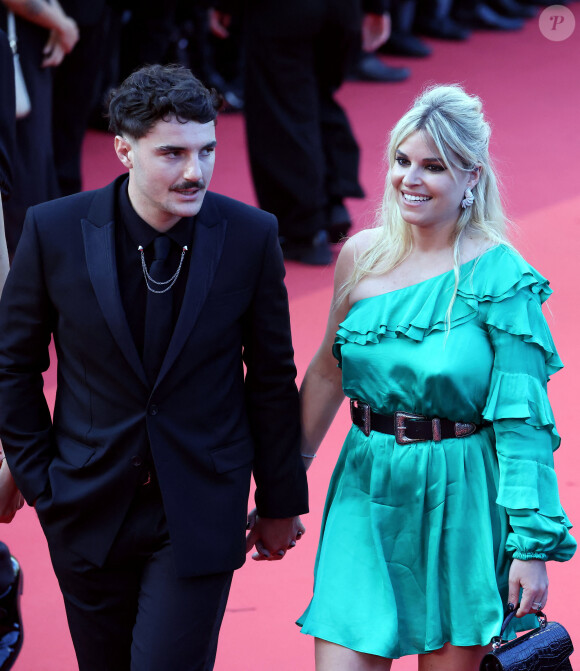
350 399 481 444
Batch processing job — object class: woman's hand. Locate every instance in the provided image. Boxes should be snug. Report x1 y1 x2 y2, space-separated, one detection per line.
4 0 79 58
42 13 78 67
0 459 25 523
55 14 79 53
361 13 391 53
508 558 549 617
208 9 231 39
42 30 66 67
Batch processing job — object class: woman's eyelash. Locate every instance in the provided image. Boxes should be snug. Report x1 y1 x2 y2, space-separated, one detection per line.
395 157 446 171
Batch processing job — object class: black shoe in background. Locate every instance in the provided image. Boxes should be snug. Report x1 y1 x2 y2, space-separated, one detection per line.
0 557 23 671
487 0 538 17
326 200 352 244
416 17 471 40
518 0 567 5
455 3 525 29
347 54 410 83
379 32 433 57
280 231 333 266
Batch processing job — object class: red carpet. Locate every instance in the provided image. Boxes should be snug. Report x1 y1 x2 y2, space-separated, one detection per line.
3 8 579 669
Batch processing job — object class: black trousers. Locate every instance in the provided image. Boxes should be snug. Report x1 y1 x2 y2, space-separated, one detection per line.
0 14 59 258
48 481 233 671
243 0 364 242
52 13 108 196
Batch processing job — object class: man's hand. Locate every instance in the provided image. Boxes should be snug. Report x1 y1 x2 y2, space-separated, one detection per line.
0 460 25 523
508 558 549 617
245 509 305 561
361 13 391 53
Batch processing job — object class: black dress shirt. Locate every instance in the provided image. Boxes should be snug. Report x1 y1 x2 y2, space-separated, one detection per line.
116 177 195 359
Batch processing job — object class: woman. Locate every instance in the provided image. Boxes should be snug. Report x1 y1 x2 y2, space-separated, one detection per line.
297 85 576 670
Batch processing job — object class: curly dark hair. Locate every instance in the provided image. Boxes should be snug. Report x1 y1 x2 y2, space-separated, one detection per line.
108 64 223 139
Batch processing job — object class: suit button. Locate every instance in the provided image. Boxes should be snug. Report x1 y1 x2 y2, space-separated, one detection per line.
131 456 143 467
149 405 158 416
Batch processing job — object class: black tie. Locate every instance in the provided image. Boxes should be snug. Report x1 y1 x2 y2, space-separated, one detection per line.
143 235 173 384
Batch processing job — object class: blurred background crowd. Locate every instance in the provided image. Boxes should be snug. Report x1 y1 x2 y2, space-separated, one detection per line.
0 0 573 267
0 1 577 667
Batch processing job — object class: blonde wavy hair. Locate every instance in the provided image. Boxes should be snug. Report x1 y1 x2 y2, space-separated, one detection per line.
341 84 510 305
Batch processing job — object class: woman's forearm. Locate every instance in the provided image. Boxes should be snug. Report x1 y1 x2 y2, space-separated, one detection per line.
2 0 77 49
300 358 345 470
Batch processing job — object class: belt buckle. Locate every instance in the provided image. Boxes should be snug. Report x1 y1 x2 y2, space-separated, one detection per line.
455 422 477 438
394 411 427 445
350 399 371 437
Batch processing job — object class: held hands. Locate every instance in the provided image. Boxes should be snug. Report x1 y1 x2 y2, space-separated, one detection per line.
508 558 549 617
245 508 305 561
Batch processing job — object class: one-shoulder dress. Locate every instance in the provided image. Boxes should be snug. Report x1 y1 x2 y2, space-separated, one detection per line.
298 244 576 658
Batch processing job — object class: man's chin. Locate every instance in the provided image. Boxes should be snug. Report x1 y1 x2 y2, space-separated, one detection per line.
169 195 206 219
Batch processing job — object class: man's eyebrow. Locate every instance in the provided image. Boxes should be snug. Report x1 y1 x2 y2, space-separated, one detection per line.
155 140 218 151
396 149 444 162
156 145 185 152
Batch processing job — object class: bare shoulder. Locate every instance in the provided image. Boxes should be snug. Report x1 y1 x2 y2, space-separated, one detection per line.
461 231 498 264
335 228 380 285
348 228 381 255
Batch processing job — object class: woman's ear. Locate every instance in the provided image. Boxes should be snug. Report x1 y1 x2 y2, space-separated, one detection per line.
467 165 482 190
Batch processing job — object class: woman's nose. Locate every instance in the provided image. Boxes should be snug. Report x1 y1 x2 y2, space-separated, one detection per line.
402 165 421 186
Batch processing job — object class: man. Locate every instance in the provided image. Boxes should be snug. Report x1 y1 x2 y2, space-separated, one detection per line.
0 64 308 670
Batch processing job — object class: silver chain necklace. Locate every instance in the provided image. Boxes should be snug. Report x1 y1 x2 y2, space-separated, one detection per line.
138 245 188 294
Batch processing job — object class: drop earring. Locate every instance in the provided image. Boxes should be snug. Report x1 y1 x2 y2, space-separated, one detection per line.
461 188 474 209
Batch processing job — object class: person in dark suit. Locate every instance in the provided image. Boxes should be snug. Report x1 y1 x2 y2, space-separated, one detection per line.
0 28 25 671
211 0 390 265
0 26 14 217
0 64 308 671
0 0 79 258
52 0 108 196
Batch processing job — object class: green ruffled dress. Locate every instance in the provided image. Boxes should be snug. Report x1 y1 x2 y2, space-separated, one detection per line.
298 244 576 658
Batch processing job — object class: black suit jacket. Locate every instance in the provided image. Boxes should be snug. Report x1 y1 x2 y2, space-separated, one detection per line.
0 176 308 575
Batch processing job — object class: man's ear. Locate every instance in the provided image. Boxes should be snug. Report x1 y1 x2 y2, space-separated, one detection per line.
114 135 134 170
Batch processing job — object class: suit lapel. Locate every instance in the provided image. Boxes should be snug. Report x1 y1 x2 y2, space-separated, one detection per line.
81 179 149 388
155 193 227 388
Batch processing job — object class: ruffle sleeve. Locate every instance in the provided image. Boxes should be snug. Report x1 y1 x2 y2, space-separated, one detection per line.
477 248 576 562
333 245 575 562
332 268 478 366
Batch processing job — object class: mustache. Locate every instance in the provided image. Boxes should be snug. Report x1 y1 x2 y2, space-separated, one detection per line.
170 180 205 191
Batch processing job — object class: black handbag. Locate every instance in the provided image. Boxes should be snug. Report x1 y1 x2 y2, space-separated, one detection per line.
480 605 574 670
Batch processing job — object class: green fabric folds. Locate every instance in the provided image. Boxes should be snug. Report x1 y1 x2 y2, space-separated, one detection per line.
299 244 575 659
